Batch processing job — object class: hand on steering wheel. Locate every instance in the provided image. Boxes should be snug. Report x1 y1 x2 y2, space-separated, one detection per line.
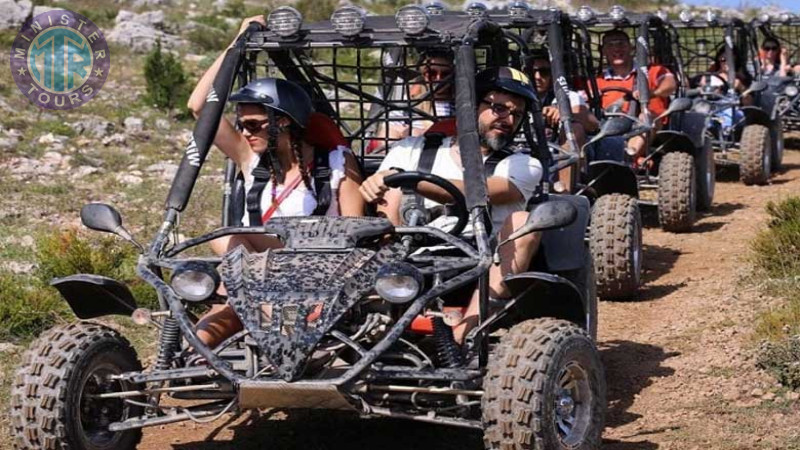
599 86 639 114
384 171 469 236
691 72 730 93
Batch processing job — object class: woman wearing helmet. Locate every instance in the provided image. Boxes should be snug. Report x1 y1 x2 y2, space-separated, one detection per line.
187 16 364 348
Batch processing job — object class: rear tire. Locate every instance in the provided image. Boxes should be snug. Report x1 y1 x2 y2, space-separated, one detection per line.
658 152 696 232
695 139 715 211
482 318 606 450
589 194 642 300
771 123 784 172
740 123 771 185
10 322 143 450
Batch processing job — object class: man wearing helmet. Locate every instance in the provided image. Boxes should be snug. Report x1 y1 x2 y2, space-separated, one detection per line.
186 16 365 348
360 67 544 343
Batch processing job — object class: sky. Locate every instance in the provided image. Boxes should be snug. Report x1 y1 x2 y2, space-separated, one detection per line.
682 0 800 11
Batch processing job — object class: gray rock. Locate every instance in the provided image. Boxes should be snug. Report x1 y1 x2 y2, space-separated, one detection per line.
146 162 178 180
70 116 115 138
0 342 22 353
124 117 144 134
102 133 127 146
0 137 16 150
132 0 172 7
107 10 184 52
72 165 101 179
1 261 36 275
0 0 32 30
115 173 143 185
32 5 57 16
155 118 171 130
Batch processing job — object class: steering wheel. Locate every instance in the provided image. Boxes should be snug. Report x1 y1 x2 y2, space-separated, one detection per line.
384 171 469 236
599 86 640 115
690 72 730 94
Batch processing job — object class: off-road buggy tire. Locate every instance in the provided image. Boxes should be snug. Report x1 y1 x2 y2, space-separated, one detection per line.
658 151 696 232
589 194 642 300
695 140 715 211
10 322 143 450
482 318 606 450
771 123 784 172
739 123 771 185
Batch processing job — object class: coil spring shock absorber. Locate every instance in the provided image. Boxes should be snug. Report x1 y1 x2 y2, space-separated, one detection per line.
433 317 463 368
154 317 181 371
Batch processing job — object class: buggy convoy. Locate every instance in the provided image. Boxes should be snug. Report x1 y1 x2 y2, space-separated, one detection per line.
11 6 605 450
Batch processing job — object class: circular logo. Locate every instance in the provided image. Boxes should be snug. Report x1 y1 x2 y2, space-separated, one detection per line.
10 9 110 110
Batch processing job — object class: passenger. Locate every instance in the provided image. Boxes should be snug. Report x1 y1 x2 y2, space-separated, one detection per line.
594 29 677 165
758 37 799 78
701 46 750 93
526 49 599 190
186 16 365 348
372 49 455 151
360 67 543 343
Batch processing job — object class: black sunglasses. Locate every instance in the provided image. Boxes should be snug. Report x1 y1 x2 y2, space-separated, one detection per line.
481 100 524 120
237 118 270 134
762 45 779 51
530 67 552 77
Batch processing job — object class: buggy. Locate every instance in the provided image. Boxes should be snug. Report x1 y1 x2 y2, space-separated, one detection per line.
10 6 605 450
672 11 783 185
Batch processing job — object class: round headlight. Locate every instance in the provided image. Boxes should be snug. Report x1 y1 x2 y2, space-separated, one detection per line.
693 99 712 115
396 5 429 35
375 262 423 304
577 5 595 22
655 10 668 21
425 1 446 16
609 5 626 21
267 6 303 38
705 9 717 22
331 6 366 37
760 13 771 23
466 2 488 17
171 262 220 302
780 13 792 23
509 1 531 20
785 85 799 98
679 9 694 23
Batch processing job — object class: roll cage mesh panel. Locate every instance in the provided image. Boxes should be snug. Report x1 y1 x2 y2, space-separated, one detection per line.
671 20 761 85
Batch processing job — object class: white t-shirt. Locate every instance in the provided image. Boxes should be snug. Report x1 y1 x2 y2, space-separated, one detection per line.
378 136 543 232
241 145 349 226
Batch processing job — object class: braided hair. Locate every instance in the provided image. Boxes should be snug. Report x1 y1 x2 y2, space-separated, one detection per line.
289 125 314 195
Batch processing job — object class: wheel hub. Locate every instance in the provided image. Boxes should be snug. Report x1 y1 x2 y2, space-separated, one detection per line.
556 390 576 417
554 361 592 446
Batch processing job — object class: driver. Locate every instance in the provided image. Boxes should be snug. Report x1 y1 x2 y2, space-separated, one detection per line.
360 67 543 343
594 29 676 165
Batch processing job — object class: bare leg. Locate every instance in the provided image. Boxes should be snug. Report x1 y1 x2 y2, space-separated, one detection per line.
452 211 541 343
196 304 243 348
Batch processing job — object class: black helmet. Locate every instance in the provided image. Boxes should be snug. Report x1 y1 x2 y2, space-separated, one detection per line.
475 66 537 105
230 78 313 128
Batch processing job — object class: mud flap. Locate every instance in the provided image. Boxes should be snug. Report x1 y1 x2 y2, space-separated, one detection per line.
587 161 638 198
501 272 585 327
51 274 137 319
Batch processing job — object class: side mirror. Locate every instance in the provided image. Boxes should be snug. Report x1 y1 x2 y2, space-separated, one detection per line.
583 116 633 152
495 201 578 255
654 97 693 122
742 81 767 97
80 204 143 251
81 203 123 233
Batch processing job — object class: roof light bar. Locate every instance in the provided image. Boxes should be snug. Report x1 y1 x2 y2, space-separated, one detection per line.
331 6 366 37
396 6 429 35
267 6 303 38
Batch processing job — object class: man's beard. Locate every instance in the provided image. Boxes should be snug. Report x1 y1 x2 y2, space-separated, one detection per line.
479 122 511 152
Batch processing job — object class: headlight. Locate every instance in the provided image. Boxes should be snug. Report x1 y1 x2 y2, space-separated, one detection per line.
509 1 531 20
425 1 446 16
760 13 771 23
171 262 220 302
609 5 625 21
375 262 423 304
785 85 799 98
577 5 595 22
267 6 303 38
331 6 366 37
693 100 712 115
396 6 429 35
679 9 694 23
465 2 488 17
780 13 793 23
705 9 717 22
655 10 668 21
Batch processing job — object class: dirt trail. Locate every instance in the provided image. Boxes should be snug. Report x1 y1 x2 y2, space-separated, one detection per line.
140 150 800 450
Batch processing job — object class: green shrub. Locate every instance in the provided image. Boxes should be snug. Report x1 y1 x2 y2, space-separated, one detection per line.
143 40 189 112
757 336 800 390
0 272 68 339
751 197 800 281
35 229 158 309
186 26 231 52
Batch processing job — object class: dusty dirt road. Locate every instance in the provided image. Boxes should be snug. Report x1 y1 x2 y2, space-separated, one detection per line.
140 150 800 450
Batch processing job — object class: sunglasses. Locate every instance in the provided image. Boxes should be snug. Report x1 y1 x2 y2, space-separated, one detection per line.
481 100 524 121
530 66 552 77
763 46 779 51
237 118 270 134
